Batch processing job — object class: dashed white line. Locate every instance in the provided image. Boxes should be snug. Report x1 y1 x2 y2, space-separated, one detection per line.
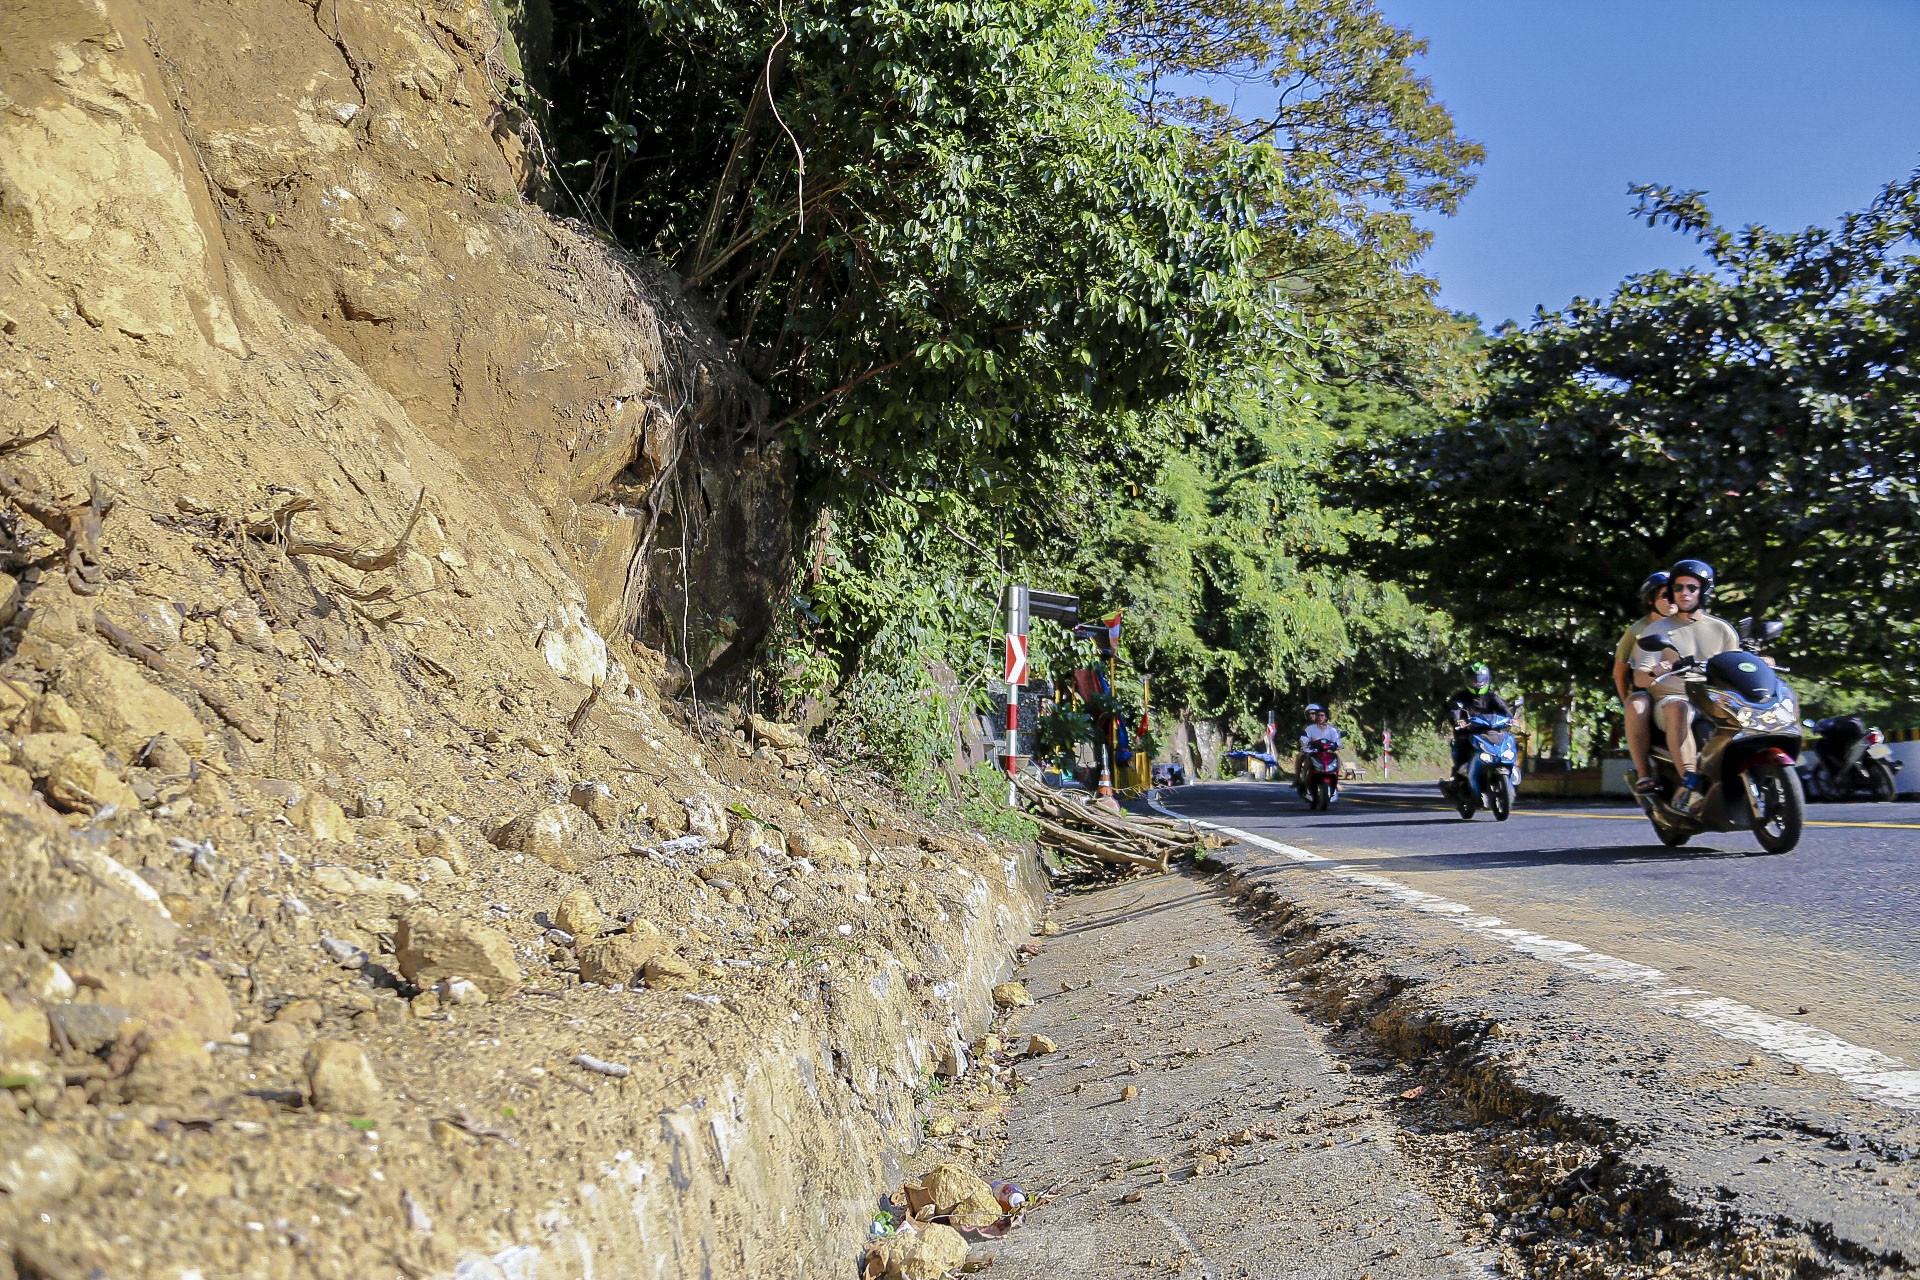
1150 793 1920 1112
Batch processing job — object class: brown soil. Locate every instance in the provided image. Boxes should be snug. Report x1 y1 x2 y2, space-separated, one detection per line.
0 2 1041 1276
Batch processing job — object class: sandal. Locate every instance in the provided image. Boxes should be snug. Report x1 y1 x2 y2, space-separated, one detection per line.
1632 776 1659 796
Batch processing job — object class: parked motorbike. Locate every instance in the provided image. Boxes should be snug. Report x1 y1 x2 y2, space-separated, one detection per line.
1797 715 1902 802
1297 741 1342 811
1632 618 1803 853
1440 712 1519 821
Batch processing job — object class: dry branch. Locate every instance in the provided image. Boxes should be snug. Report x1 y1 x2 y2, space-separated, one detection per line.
0 426 55 458
1027 814 1164 872
94 608 266 744
94 610 170 674
0 470 111 594
567 680 608 737
1013 776 1218 875
247 488 427 572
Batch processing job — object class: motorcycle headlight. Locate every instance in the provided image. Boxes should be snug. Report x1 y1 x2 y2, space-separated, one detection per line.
1478 751 1494 762
1705 688 1795 731
1705 688 1760 727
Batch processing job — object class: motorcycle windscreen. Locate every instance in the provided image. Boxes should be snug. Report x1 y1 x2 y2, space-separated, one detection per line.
1815 714 1867 745
1704 651 1784 704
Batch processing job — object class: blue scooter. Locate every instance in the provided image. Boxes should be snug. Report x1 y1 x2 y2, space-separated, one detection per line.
1441 712 1520 821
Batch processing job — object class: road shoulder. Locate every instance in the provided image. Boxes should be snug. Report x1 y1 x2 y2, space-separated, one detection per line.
1149 789 1920 1275
979 870 1493 1279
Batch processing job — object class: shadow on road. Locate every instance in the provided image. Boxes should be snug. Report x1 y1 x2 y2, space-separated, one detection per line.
1291 816 1469 830
1331 842 1757 873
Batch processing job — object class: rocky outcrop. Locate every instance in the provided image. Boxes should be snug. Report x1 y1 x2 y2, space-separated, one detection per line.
0 0 785 684
0 2 1041 1277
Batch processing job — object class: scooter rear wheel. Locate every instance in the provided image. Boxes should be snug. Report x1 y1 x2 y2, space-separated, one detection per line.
1868 760 1899 803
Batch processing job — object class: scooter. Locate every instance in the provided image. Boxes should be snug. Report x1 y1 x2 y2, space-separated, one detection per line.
1440 712 1519 821
1632 619 1804 852
1798 715 1902 802
1298 741 1342 811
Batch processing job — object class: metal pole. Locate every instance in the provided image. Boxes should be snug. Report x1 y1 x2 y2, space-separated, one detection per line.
1005 584 1028 807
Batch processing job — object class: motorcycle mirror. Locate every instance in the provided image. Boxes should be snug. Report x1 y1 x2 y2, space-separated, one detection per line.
1761 620 1785 642
1801 718 1814 729
1635 634 1676 652
1737 616 1754 638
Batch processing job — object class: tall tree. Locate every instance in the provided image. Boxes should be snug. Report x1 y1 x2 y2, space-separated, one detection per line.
1347 174 1920 696
542 0 1281 482
1102 0 1485 392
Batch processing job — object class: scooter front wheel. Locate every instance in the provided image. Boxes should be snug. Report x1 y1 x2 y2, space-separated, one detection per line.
1489 775 1513 821
1747 763 1804 854
1655 822 1690 847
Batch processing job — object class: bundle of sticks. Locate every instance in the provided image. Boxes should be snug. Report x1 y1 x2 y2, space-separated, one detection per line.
1014 776 1226 873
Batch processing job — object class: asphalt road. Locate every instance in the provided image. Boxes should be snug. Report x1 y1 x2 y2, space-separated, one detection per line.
1152 779 1920 1084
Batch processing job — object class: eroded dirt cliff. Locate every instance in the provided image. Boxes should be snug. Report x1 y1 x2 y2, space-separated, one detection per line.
0 2 1041 1276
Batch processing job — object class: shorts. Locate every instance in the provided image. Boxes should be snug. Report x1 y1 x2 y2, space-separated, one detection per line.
1654 692 1691 716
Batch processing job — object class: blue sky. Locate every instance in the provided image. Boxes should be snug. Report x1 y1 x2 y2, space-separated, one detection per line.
1370 0 1920 327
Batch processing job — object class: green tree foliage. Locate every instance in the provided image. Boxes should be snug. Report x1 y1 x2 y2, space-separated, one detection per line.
1101 0 1485 390
1347 174 1920 697
1062 379 1458 738
544 0 1279 479
528 0 1490 786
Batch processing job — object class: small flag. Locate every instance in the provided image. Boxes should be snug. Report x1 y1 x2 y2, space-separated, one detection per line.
1103 610 1123 646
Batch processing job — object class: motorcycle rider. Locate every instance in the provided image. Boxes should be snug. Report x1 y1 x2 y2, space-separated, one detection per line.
1613 572 1676 796
1447 664 1511 777
1630 559 1740 812
1294 704 1343 796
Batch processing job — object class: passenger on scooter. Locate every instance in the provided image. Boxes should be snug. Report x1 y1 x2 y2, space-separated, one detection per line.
1446 664 1510 775
1293 704 1342 795
1631 559 1740 811
1614 572 1676 796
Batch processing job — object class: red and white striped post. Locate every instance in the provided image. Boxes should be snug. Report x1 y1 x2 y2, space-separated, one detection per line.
1004 585 1029 806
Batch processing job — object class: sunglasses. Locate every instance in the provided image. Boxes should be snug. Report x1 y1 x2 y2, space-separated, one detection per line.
1672 584 1702 593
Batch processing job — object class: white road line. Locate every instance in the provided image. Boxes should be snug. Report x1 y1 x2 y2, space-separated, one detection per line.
1149 792 1920 1112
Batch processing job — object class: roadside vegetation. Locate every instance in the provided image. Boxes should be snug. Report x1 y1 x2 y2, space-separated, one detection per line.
529 0 1918 784
1346 177 1920 748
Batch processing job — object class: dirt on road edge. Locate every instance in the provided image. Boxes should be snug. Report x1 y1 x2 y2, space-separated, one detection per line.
1190 839 1920 1278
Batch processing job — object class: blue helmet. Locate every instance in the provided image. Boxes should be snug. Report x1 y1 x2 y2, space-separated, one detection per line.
1638 570 1671 607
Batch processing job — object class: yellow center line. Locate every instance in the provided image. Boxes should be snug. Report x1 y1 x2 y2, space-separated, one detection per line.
1337 793 1920 830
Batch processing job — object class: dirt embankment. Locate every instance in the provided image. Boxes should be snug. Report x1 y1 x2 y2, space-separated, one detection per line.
0 2 1042 1276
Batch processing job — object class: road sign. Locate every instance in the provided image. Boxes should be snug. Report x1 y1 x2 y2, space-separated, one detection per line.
1027 590 1080 624
1005 633 1029 685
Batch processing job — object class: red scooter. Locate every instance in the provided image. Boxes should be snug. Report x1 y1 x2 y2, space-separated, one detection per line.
1297 742 1342 811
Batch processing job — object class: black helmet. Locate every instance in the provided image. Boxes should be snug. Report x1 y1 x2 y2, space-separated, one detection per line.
1638 570 1671 607
1667 558 1715 606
